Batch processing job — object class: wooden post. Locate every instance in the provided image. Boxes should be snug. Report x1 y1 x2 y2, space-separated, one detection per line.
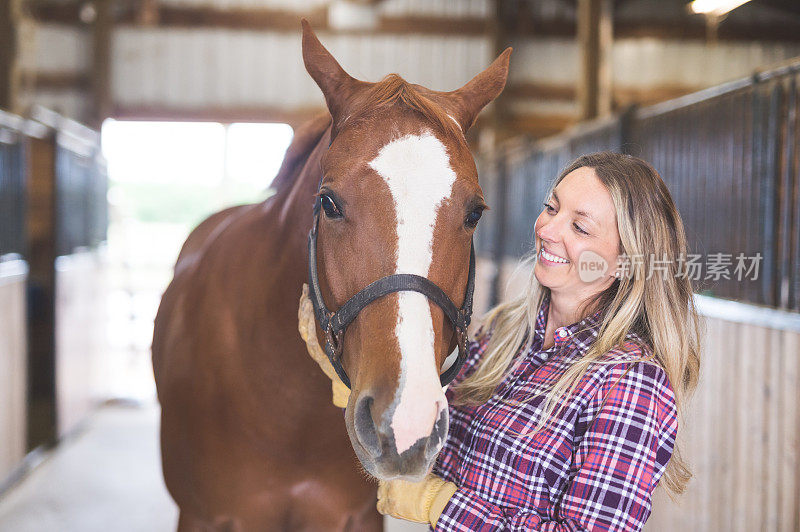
488 0 512 142
487 0 512 305
577 0 613 120
26 130 59 449
92 0 113 127
0 0 23 114
138 0 160 26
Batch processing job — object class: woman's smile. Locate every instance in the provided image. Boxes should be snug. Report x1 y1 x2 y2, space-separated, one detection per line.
539 247 570 265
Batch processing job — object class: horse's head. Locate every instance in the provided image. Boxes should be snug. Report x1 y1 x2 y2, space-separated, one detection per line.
301 21 510 480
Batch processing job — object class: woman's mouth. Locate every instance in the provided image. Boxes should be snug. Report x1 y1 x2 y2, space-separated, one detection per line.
540 247 570 265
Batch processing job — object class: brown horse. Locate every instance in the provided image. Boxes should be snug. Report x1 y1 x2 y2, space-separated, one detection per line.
152 21 510 531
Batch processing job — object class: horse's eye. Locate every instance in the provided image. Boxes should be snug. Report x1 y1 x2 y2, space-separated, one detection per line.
320 194 343 219
465 207 484 228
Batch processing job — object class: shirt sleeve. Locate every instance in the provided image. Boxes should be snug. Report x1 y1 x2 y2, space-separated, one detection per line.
435 361 678 532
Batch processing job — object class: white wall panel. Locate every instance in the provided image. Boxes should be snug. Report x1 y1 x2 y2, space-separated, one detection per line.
27 24 90 73
511 37 800 89
510 38 579 84
160 0 329 10
379 0 490 18
158 0 490 17
613 38 800 87
113 28 490 108
110 25 800 118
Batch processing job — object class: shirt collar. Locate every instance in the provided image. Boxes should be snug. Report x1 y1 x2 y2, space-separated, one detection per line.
534 291 605 357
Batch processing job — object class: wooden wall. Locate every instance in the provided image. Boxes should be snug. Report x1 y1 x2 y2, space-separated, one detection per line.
0 259 28 483
646 300 800 531
54 250 108 438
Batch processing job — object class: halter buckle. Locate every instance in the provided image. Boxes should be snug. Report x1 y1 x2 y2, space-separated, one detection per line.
325 319 344 361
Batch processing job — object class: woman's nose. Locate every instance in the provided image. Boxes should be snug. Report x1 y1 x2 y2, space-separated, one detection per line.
537 220 562 243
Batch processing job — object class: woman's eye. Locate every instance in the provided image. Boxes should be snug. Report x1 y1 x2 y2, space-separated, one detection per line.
544 202 587 235
320 194 342 219
465 208 484 228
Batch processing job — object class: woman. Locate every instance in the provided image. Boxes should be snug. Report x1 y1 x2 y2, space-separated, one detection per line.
303 151 702 531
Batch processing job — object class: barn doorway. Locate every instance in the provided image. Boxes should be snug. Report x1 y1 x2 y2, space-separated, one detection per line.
100 120 293 401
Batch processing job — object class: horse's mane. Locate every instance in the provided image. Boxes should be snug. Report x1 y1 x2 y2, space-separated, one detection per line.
269 113 331 194
347 74 461 138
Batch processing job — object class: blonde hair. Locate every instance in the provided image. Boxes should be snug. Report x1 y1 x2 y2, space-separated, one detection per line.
453 152 703 497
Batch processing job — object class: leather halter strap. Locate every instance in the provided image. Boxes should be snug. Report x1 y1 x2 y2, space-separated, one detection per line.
307 207 475 390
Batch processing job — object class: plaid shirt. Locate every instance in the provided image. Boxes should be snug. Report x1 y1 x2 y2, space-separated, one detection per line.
433 292 678 531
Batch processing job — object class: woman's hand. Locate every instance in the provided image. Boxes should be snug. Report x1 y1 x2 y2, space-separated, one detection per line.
377 474 457 527
298 283 350 408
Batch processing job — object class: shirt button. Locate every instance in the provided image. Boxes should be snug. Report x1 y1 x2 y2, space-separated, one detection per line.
557 329 567 338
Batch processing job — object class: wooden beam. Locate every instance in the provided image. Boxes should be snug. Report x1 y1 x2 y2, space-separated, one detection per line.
506 81 700 108
27 72 699 110
0 0 23 113
26 71 91 92
111 105 326 129
505 82 576 102
110 81 699 135
613 84 700 108
92 0 112 128
377 15 487 36
27 2 800 42
155 5 329 32
111 104 574 139
501 114 576 138
138 0 160 26
577 0 613 120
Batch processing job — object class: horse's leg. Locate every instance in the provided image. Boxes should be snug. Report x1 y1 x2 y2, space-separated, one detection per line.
279 481 382 532
177 511 241 532
176 512 207 532
343 507 383 532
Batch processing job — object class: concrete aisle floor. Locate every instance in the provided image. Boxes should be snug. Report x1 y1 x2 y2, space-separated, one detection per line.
0 404 178 532
0 404 425 532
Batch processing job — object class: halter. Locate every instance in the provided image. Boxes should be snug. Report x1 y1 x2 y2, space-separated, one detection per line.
306 195 476 390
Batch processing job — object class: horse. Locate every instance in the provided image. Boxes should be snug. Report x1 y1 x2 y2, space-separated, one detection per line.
152 20 510 531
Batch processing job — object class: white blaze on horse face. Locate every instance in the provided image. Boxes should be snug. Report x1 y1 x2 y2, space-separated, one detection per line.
368 132 453 456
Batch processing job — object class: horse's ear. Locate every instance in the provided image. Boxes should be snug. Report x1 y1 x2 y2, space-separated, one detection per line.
301 19 360 123
447 48 512 132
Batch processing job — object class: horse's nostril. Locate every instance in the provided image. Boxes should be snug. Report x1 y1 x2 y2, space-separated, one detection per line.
354 395 381 455
425 409 448 460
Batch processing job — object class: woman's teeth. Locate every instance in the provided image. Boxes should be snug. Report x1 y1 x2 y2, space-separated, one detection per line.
541 249 569 264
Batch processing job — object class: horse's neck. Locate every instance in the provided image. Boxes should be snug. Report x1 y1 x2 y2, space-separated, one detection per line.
249 121 331 308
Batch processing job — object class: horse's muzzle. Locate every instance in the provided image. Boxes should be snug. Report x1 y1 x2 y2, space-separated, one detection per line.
350 393 448 480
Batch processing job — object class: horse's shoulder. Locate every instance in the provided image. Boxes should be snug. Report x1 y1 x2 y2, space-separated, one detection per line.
173 204 251 276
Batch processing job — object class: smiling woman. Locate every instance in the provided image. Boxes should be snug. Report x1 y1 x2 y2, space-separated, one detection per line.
426 151 703 531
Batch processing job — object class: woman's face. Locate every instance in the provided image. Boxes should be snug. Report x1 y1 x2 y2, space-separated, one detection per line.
533 166 621 302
